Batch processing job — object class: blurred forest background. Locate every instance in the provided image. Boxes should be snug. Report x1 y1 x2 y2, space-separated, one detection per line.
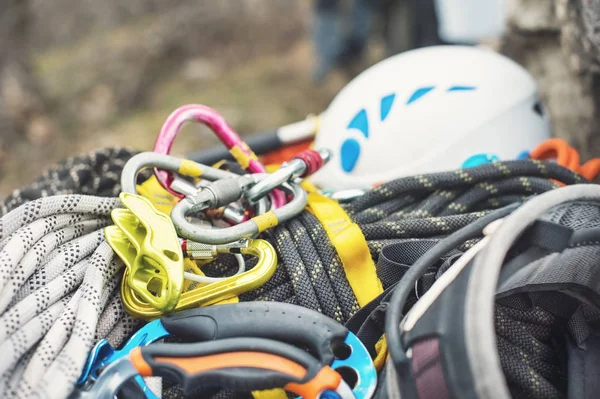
0 1 354 194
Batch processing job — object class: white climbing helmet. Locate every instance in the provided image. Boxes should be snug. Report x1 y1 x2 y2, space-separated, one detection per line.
311 45 551 190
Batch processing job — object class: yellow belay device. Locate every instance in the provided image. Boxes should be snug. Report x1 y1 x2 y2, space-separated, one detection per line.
105 192 277 320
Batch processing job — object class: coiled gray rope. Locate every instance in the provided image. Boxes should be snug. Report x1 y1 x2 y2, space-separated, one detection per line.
0 195 141 399
0 148 138 216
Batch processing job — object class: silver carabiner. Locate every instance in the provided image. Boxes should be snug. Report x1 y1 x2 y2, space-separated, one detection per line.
245 149 330 204
120 152 269 223
171 181 306 244
121 152 242 194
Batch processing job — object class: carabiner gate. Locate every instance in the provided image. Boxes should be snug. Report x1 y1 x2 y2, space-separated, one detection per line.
121 151 270 225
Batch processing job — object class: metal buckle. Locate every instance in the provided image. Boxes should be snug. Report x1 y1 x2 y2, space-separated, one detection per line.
120 152 239 197
120 151 270 226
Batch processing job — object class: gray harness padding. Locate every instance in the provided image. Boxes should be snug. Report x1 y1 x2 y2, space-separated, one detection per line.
383 186 600 399
466 185 600 399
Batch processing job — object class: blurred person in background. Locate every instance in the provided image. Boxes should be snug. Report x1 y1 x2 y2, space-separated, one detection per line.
311 0 444 82
312 0 506 82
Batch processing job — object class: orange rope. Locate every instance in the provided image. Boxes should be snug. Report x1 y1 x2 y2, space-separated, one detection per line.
530 138 600 180
580 159 600 180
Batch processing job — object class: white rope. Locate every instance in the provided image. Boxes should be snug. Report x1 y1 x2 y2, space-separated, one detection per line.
0 195 137 399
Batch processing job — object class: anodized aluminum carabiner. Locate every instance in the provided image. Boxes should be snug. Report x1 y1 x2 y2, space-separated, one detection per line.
120 239 277 320
245 149 331 204
153 104 286 207
121 152 238 195
121 151 270 224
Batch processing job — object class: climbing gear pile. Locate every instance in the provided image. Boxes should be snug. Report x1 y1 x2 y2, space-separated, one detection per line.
1 99 600 399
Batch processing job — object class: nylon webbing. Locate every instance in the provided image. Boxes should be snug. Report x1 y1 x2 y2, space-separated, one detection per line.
306 192 383 307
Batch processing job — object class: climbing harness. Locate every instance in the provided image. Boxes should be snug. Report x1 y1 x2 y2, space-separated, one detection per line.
380 184 600 398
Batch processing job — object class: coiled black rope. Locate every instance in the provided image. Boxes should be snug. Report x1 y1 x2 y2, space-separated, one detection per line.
0 147 139 216
237 161 583 317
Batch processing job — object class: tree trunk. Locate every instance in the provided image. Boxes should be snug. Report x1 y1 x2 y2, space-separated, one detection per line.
501 0 600 159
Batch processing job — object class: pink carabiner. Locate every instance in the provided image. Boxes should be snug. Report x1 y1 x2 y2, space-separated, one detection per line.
153 104 285 207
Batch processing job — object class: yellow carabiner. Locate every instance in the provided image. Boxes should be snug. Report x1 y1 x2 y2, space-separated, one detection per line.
105 193 184 312
120 239 277 320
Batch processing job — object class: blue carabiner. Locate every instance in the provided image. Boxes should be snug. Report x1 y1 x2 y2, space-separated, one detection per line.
78 320 169 399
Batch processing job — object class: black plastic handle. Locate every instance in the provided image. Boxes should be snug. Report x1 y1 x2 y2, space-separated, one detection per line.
136 338 323 396
160 302 349 365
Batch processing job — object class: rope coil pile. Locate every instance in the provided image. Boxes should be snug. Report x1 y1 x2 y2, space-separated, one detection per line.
0 147 590 399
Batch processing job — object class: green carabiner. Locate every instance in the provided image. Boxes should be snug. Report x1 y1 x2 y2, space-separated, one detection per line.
105 193 184 313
